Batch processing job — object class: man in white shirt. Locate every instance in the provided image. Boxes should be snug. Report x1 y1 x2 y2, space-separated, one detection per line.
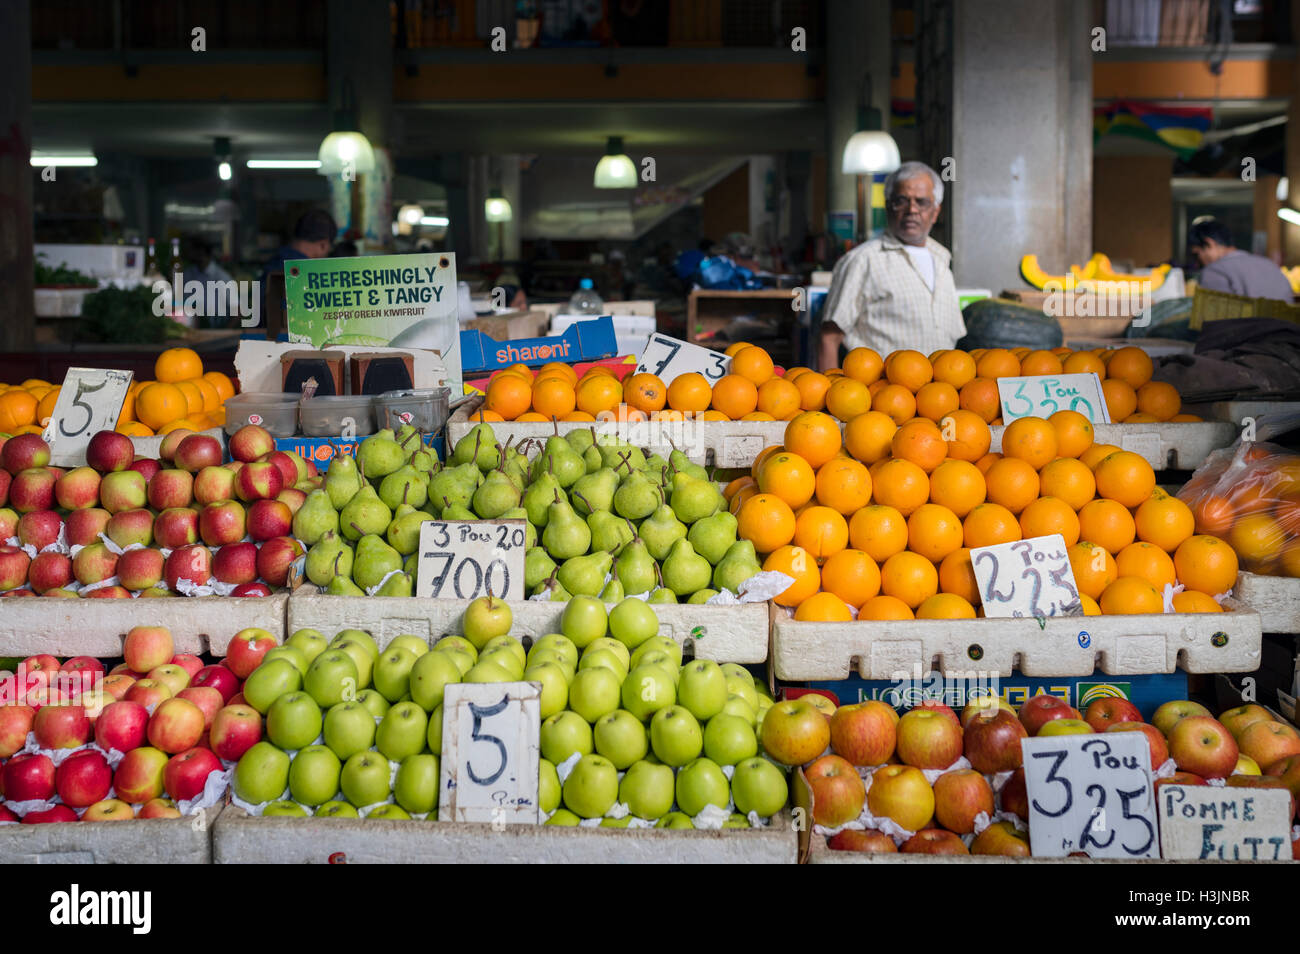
819 161 966 369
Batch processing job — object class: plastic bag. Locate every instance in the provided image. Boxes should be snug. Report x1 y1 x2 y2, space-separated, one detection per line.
1176 440 1300 577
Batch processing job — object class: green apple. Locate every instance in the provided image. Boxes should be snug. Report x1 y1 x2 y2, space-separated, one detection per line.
577 648 628 681
262 645 309 676
478 645 525 680
233 741 290 804
394 753 439 814
720 695 758 727
584 636 631 671
316 800 359 818
600 815 634 828
650 705 703 767
568 667 621 724
593 709 648 769
266 691 324 751
731 756 788 817
286 628 329 665
634 651 680 684
481 635 526 671
464 660 514 684
434 635 478 661
303 650 360 708
368 803 411 820
376 702 429 762
242 659 303 714
539 758 561 814
331 628 379 659
426 704 444 755
530 633 578 668
621 664 676 721
387 634 430 659
262 800 308 817
356 688 390 720
720 663 753 686
373 646 418 702
340 750 392 807
437 647 475 678
330 638 374 688
408 651 463 712
677 660 728 722
560 596 608 649
630 635 682 670
523 661 569 719
608 597 659 650
540 711 593 764
462 595 512 650
675 756 730 816
656 811 693 829
724 813 750 828
619 759 675 820
525 648 575 679
323 701 377 761
546 808 581 826
702 713 757 765
288 745 342 806
561 753 619 818
725 675 759 711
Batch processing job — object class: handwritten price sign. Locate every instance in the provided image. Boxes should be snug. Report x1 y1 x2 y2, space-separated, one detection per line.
635 334 731 383
439 681 540 825
970 535 1083 619
416 520 526 600
1158 785 1293 861
44 368 134 466
997 373 1110 424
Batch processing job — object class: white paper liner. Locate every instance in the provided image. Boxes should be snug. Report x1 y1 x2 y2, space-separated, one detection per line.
1154 758 1178 778
555 751 582 784
365 568 405 597
691 802 733 830
79 576 121 594
1161 581 1183 614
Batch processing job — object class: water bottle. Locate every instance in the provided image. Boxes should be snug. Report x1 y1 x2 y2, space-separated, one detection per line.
567 278 604 315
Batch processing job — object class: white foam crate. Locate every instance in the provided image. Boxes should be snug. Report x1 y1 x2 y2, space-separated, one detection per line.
0 593 289 657
771 601 1262 681
1234 572 1300 633
0 806 220 864
213 805 796 864
286 592 768 663
990 421 1236 471
129 427 225 462
802 837 1276 864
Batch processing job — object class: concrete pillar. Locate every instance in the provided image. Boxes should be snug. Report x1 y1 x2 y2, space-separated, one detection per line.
948 0 1092 289
0 0 34 352
1284 0 1300 264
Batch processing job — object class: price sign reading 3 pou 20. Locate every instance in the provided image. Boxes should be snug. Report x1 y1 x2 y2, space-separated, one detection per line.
635 333 731 383
439 682 540 825
970 534 1082 619
416 519 526 600
44 368 134 466
997 373 1110 424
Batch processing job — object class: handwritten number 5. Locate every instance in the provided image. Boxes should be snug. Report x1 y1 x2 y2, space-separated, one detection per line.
467 699 509 786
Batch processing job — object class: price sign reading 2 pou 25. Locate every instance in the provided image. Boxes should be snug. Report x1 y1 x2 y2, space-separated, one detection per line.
635 334 731 382
439 682 541 825
970 534 1082 619
996 373 1111 424
416 519 526 600
44 368 134 467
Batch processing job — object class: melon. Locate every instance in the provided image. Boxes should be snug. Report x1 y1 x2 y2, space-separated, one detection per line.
958 298 1063 351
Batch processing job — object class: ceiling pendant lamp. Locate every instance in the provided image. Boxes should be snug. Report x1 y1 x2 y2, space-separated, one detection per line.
594 136 636 189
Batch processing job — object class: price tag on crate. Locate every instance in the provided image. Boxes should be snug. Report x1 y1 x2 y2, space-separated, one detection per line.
635 333 731 383
997 373 1110 424
439 681 541 825
1023 732 1158 859
1158 784 1292 860
970 534 1083 619
43 368 134 466
416 519 526 600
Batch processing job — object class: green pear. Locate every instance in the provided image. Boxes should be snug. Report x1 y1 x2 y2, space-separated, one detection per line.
324 453 363 510
588 511 634 555
661 538 712 598
379 465 428 511
472 468 522 519
582 443 602 473
667 440 710 482
687 510 738 565
638 504 688 562
305 531 353 587
409 446 439 474
533 430 586 489
292 489 340 547
598 437 645 474
542 494 591 560
357 432 406 480
687 589 719 604
375 572 414 597
451 423 501 472
327 574 366 596
614 536 658 595
442 503 476 521
428 462 481 514
566 428 596 456
647 586 678 604
556 551 613 598
571 468 618 516
669 471 723 525
599 578 625 602
613 469 661 522
713 539 762 595
354 534 403 591
340 485 392 541
387 505 432 556
525 547 558 590
532 569 572 602
523 467 563 527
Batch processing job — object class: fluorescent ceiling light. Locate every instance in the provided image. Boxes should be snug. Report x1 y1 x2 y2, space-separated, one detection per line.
29 155 97 167
217 161 232 181
1278 207 1300 226
420 216 450 227
246 159 322 169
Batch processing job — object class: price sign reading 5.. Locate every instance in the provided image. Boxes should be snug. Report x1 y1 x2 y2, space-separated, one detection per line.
970 534 1082 619
996 373 1110 425
439 682 541 825
45 368 134 466
416 519 526 600
1023 732 1158 859
635 334 731 383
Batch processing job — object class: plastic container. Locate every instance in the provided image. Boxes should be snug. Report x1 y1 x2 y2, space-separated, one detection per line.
223 392 300 437
567 278 604 315
374 387 451 434
298 395 376 437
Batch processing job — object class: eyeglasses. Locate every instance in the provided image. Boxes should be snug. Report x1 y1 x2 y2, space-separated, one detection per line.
887 196 935 212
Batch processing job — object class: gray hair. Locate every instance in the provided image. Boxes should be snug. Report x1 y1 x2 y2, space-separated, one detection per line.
885 161 944 206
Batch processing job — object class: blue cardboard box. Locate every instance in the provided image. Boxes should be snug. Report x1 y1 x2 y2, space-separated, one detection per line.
459 316 618 374
275 433 444 474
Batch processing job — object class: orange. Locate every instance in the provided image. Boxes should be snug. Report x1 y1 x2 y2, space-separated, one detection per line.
793 371 831 411
562 410 597 422
859 594 915 620
756 377 801 420
1001 417 1058 470
763 545 821 606
1078 498 1137 554
1019 350 1063 376
157 418 200 435
1125 412 1162 424
576 374 624 416
820 549 881 607
191 377 222 414
879 551 939 609
928 459 987 518
724 475 757 502
134 382 187 431
1079 442 1122 471
118 382 139 424
1136 381 1180 421
931 350 977 389
937 409 990 464
1048 409 1094 459
1172 590 1223 613
701 409 729 422
711 374 759 419
959 378 1001 423
975 452 1001 474
1099 576 1164 615
1062 350 1106 378
848 505 909 563
666 372 713 413
155 347 203 383
1227 513 1285 568
1170 413 1203 422
1134 495 1195 552
871 383 917 425
784 411 842 468
1068 542 1118 600
732 346 775 386
870 459 929 517
116 420 154 437
532 378 577 419
1094 451 1155 508
515 411 550 422
825 377 872 421
1079 593 1102 616
0 390 37 430
914 381 960 422
1106 347 1153 389
938 548 980 604
842 348 884 385
962 503 1022 549
474 409 505 423
1281 541 1300 577
793 506 849 560
1115 541 1177 591
815 457 872 515
844 411 897 464
737 493 797 553
891 419 948 473
783 366 812 382
1012 347 1031 360
1101 379 1137 422
36 387 61 426
1039 458 1096 510
505 363 535 381
975 349 1020 380
729 485 758 514
907 503 964 563
984 457 1040 514
485 373 533 420
725 342 754 358
1173 535 1239 596
174 380 204 417
623 373 667 413
885 350 933 392
1019 496 1081 546
758 452 817 509
794 592 854 622
916 593 977 620
540 362 578 386
751 444 785 481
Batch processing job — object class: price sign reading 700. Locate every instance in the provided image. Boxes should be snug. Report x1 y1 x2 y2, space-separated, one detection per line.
416 519 526 600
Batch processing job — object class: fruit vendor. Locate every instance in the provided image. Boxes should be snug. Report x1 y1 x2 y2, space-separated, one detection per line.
1188 217 1293 303
818 161 965 369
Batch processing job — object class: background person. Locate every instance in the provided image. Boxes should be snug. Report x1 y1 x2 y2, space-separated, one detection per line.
1188 218 1293 302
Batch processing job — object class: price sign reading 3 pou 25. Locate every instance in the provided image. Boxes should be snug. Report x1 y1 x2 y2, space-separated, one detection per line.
970 534 1082 619
44 368 134 466
635 333 731 383
416 519 526 600
439 682 541 825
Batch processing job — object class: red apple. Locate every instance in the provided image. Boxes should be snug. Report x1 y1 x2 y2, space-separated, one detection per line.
828 701 897 767
101 673 137 701
16 510 61 549
1 433 51 472
0 704 35 757
902 828 968 854
123 625 175 673
146 664 191 697
209 703 262 761
760 698 831 767
146 697 205 754
960 696 1016 729
1154 771 1208 798
64 508 111 546
112 746 169 803
230 582 271 597
1238 721 1300 770
4 752 56 801
1019 693 1080 735
1219 704 1275 741
805 754 866 826
191 664 239 703
158 427 195 464
256 536 304 587
32 704 90 749
866 764 934 832
116 547 165 591
224 628 279 680
124 679 172 709
918 699 960 723
235 461 283 502
247 499 292 542
932 768 994 834
1106 721 1169 771
94 700 150 753
153 507 200 549
212 542 258 586
85 430 134 473
129 457 162 483
229 424 274 463
55 750 113 807
22 805 78 824
147 468 195 510
1001 767 1029 821
138 797 182 819
169 654 204 680
54 467 101 510
1083 696 1143 733
1152 700 1211 737
1167 716 1239 780
970 820 1031 856
0 546 31 591
177 687 223 729
827 829 897 852
896 708 964 769
193 466 237 505
99 469 147 514
0 806 17 823
10 468 56 513
198 500 246 547
163 747 222 802
165 543 212 590
173 434 223 473
964 710 1028 775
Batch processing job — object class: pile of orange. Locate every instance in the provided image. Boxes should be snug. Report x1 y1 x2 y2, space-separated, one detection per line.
727 405 1237 622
